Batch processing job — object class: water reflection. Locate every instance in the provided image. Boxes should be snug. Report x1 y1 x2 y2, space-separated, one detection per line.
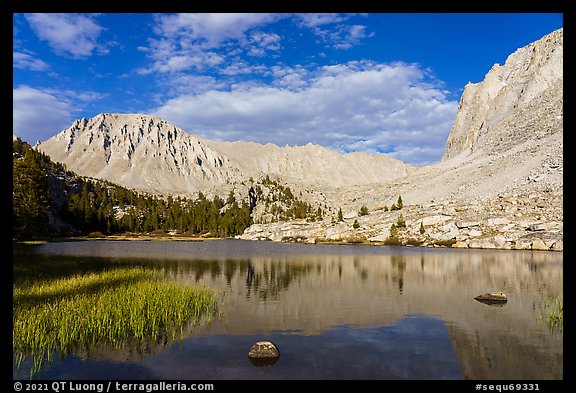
15 240 562 379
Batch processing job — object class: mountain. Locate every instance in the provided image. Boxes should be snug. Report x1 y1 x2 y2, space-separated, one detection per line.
443 28 563 160
37 114 244 196
385 27 563 206
37 113 414 197
239 28 563 251
34 28 563 251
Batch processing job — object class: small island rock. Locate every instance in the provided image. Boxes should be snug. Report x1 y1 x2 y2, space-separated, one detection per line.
474 291 508 305
248 341 280 366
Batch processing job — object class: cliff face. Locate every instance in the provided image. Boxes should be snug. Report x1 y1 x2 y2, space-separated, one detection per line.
442 28 563 160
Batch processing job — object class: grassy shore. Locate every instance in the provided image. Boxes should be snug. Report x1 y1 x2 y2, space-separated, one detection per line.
13 266 219 377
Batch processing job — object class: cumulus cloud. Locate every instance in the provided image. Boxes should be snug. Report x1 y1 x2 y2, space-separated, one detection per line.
13 86 76 143
153 13 280 47
25 13 104 58
247 31 282 57
151 61 458 165
139 13 283 74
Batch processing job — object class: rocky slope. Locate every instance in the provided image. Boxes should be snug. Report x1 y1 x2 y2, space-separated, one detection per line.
36 28 563 251
239 28 563 251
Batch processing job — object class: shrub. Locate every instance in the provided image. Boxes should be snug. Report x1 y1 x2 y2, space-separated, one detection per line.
432 239 457 247
353 219 360 229
358 205 369 216
405 238 423 246
383 236 403 246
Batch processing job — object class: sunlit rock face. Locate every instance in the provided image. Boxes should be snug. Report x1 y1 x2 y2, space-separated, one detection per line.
37 113 245 196
442 28 562 161
37 113 413 197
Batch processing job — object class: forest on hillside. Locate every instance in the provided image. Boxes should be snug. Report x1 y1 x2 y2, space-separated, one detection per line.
12 138 322 241
13 138 252 240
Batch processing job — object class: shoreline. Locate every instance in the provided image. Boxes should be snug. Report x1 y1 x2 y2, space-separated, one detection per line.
14 233 562 252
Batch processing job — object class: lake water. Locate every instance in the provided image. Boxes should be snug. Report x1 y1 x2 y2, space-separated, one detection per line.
13 239 563 380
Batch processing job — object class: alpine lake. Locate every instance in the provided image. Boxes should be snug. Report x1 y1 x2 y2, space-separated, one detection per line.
13 239 563 380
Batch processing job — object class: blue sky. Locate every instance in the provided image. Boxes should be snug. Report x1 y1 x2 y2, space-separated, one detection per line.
13 13 563 165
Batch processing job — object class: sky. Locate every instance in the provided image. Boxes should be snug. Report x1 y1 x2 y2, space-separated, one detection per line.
12 13 563 165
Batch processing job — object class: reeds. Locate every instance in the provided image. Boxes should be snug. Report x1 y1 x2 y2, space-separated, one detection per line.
537 295 563 332
13 267 218 376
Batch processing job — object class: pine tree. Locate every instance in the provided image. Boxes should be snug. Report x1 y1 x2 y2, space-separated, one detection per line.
396 195 404 210
13 149 50 239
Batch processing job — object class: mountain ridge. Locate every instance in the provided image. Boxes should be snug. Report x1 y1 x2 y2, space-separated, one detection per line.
37 112 415 196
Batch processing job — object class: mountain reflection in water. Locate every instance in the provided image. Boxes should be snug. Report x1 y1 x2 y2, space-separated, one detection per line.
15 240 562 380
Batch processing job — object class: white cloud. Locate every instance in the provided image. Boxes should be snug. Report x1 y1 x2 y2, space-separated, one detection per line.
25 13 104 58
13 51 49 71
139 13 373 83
163 75 227 96
295 14 372 50
142 13 284 74
151 61 458 165
333 25 374 49
153 13 281 47
247 31 282 57
13 86 75 143
296 13 347 27
316 23 374 50
42 88 106 103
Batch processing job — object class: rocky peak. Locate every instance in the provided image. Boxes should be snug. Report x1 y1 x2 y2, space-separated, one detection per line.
37 113 243 195
442 28 563 161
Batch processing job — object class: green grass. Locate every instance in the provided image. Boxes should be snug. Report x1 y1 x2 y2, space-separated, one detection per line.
13 267 219 377
538 295 563 332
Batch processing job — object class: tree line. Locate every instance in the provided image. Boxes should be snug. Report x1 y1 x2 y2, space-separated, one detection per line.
65 181 252 238
13 138 252 240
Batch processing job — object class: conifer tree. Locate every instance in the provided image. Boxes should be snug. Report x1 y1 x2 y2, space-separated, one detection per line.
13 149 50 239
396 195 404 210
